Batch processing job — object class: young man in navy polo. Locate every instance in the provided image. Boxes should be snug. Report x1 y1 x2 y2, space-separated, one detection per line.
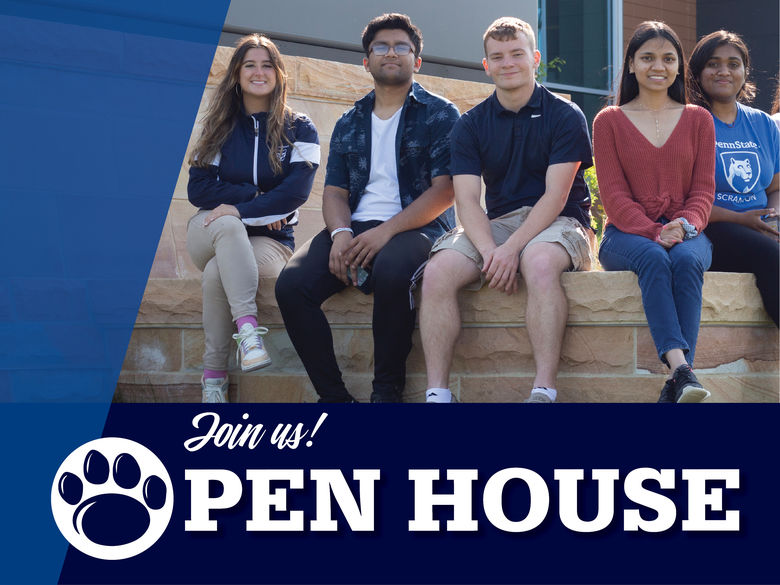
276 13 460 403
420 17 594 403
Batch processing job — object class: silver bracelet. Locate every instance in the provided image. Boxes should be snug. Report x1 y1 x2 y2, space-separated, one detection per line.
330 227 354 241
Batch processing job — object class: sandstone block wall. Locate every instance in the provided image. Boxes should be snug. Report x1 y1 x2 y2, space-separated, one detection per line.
119 271 778 403
116 50 779 404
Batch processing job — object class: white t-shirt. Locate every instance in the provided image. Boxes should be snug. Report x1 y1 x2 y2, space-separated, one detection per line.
771 112 780 133
352 108 403 221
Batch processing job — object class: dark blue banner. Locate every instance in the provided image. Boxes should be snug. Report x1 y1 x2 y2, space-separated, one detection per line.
0 0 229 402
53 404 779 584
2 3 779 585
0 1 229 583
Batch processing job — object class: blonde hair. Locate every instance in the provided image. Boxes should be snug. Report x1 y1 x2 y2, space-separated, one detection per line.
483 17 536 54
190 34 292 175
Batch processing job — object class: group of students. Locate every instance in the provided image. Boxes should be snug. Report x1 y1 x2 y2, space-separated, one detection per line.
186 14 779 405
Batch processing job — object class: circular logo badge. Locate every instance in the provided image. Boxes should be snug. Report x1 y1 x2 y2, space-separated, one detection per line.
51 437 173 560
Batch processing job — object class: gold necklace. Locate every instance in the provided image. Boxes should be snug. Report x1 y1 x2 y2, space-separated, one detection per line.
637 101 673 143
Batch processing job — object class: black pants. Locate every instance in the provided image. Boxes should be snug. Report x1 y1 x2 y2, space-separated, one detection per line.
704 221 779 326
276 222 433 401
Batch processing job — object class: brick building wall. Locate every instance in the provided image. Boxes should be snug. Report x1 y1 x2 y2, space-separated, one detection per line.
623 0 697 56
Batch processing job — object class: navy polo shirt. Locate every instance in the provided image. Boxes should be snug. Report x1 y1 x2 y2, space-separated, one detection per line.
450 83 593 226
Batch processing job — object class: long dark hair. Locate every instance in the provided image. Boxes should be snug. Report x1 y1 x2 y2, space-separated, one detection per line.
617 21 687 106
687 30 756 109
190 34 292 174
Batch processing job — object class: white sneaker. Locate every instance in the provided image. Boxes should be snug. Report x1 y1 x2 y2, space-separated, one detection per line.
202 376 228 403
232 323 271 372
523 391 554 403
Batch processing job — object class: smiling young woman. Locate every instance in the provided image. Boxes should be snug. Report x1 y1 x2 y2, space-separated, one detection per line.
687 30 780 328
237 46 277 111
592 21 716 403
185 34 320 402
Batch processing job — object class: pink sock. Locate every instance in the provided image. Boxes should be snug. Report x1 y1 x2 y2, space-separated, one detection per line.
236 315 258 331
203 369 227 380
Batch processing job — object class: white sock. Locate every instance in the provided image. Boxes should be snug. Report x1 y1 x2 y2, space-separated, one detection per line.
426 388 452 403
531 386 557 402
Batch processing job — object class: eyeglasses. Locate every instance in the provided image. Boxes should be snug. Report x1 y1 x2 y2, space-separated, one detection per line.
369 42 413 56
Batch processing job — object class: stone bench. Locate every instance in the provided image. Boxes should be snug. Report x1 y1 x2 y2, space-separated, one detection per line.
116 269 778 403
117 52 778 403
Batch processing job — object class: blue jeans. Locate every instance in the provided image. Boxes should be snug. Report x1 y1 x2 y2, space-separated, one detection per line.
599 225 712 366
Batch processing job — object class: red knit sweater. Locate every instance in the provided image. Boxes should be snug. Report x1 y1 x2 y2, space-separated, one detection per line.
592 104 715 241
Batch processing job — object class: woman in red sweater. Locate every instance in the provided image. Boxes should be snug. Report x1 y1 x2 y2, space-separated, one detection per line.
593 22 716 403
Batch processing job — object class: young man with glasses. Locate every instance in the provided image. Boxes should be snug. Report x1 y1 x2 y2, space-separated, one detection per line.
419 17 594 404
276 13 460 403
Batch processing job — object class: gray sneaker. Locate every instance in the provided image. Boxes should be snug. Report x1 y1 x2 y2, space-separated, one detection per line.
202 376 228 403
524 391 554 403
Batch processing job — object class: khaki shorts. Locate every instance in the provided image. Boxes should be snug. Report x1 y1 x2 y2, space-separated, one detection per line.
430 206 594 289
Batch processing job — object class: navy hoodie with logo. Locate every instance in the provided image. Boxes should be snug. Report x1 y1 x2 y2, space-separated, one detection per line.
188 111 320 249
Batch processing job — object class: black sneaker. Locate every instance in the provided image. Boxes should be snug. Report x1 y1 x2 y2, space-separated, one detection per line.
317 394 357 403
371 384 403 403
671 364 711 403
370 392 402 403
656 378 676 403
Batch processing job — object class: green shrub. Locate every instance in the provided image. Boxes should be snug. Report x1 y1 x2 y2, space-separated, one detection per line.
584 162 605 243
536 57 566 82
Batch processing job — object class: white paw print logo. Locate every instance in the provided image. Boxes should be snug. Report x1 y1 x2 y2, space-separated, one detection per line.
51 438 173 560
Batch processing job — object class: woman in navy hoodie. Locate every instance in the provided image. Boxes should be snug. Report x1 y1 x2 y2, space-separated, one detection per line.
187 34 319 402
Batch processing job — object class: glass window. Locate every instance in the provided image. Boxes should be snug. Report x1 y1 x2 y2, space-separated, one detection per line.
539 0 611 90
538 0 616 127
